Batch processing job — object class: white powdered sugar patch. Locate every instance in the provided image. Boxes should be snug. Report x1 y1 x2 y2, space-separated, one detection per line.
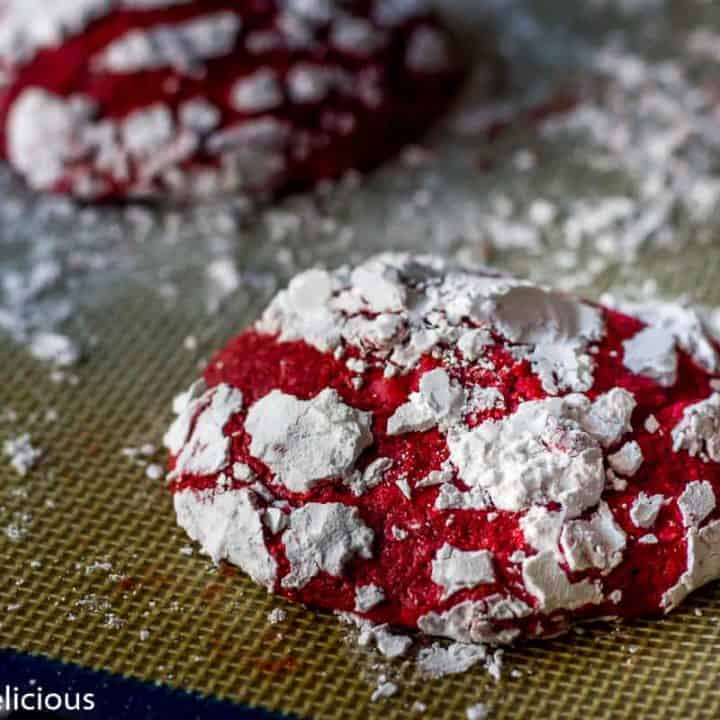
245 388 373 493
431 543 495 600
28 331 80 367
174 487 277 589
370 676 398 702
603 299 720 376
355 583 385 612
94 12 242 75
338 612 412 659
466 703 490 720
520 506 566 560
2 433 42 476
677 480 716 528
231 70 284 113
417 595 531 645
0 0 112 62
458 328 493 361
622 327 677 387
417 642 488 678
630 492 664 529
268 607 287 624
579 388 637 448
347 457 393 496
166 383 244 479
281 502 374 588
672 394 720 463
163 380 207 454
560 502 626 573
178 98 220 133
122 104 174 157
645 415 660 434
446 394 621 517
387 368 465 435
331 17 385 56
405 25 450 73
263 507 288 535
490 283 604 395
522 551 603 614
662 519 720 610
7 89 94 191
205 256 242 313
286 63 342 104
608 441 643 477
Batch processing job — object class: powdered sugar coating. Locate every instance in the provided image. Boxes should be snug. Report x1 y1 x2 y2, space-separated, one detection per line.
0 0 460 200
175 486 277 589
167 253 720 645
245 388 373 493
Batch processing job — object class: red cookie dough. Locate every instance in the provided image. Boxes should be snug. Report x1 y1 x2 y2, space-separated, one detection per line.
0 0 460 200
166 254 720 645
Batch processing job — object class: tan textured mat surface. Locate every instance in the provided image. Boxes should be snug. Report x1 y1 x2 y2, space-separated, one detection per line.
4 1 720 718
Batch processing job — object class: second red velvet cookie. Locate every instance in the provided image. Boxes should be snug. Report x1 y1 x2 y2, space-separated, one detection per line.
0 0 460 200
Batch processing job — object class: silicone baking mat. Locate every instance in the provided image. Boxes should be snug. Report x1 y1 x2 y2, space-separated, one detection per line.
3 1 720 718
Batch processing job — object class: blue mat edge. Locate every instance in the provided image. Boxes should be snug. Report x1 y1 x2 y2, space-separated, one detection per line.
0 648 302 720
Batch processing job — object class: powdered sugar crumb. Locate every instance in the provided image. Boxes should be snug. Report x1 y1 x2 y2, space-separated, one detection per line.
3 434 42 476
466 702 491 720
268 607 287 624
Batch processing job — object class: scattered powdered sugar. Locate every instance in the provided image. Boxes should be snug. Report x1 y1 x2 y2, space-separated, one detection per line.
338 612 413 659
370 676 398 702
268 607 287 624
417 596 531 645
2 433 42 476
417 642 489 678
28 330 80 367
466 703 491 720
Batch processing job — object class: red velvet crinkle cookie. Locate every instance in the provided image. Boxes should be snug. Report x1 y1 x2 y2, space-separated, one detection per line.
165 253 720 645
0 0 459 200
